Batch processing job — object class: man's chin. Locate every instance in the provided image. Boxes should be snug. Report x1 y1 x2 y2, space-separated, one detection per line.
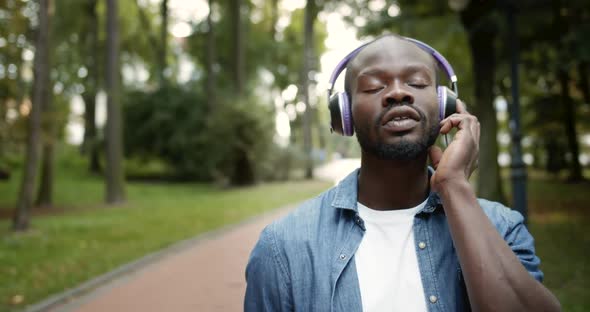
355 124 437 161
363 141 428 161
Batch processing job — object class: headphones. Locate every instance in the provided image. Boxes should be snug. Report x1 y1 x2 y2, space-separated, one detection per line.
327 36 459 136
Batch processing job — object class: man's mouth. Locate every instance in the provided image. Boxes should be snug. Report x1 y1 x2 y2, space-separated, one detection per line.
381 106 421 133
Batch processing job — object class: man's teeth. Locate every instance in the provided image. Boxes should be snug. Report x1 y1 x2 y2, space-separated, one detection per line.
393 117 408 121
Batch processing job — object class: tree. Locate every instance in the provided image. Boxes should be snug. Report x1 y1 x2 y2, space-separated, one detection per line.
13 0 51 231
183 0 326 183
230 0 244 95
552 0 583 181
515 0 589 181
36 0 57 207
301 0 318 179
81 0 101 173
0 0 31 178
206 0 216 112
158 0 168 84
459 2 506 202
105 0 125 203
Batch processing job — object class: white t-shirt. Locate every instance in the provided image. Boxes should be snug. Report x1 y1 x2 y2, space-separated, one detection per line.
355 200 428 312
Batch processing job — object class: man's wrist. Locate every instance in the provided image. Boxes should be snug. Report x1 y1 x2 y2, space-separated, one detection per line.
434 176 473 200
433 174 470 191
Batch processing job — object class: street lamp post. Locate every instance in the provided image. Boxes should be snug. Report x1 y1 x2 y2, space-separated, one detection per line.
505 2 528 224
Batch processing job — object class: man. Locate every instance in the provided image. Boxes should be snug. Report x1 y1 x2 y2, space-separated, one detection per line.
244 35 561 311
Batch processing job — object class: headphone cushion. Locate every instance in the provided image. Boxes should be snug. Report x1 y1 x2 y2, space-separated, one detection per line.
340 92 354 136
437 86 457 119
328 92 344 135
328 92 354 136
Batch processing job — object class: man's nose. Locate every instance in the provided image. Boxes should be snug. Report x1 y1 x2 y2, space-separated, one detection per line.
384 81 414 106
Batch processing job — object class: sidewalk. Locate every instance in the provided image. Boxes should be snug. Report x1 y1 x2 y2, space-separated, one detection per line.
42 205 294 312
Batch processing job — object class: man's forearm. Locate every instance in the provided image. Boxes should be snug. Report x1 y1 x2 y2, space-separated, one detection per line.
436 179 561 312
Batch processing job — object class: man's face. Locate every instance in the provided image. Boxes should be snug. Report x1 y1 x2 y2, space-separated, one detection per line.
349 37 440 160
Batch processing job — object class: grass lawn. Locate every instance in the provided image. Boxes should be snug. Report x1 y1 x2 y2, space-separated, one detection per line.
0 155 331 312
524 177 590 312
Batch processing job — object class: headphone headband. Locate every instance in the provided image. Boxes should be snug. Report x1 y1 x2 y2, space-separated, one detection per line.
328 36 458 96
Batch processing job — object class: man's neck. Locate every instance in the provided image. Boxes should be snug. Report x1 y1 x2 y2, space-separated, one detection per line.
358 152 430 211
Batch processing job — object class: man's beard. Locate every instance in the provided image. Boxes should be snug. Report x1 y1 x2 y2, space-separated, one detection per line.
354 108 439 161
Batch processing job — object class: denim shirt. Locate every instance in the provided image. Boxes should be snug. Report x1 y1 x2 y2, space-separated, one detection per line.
244 169 543 312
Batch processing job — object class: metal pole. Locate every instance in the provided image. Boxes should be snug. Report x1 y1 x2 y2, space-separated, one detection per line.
506 3 528 224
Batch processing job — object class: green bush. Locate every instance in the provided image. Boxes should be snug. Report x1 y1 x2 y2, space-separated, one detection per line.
123 85 275 185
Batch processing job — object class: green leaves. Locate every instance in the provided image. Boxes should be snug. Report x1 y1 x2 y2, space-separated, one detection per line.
123 84 275 184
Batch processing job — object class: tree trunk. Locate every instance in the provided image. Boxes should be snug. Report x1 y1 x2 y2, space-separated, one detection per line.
159 0 168 84
301 0 316 179
578 61 590 105
82 91 101 173
558 69 583 181
36 1 56 208
105 0 125 204
206 0 216 112
230 0 244 94
13 0 51 231
228 0 253 185
460 6 506 203
81 0 101 173
36 142 54 207
551 0 583 181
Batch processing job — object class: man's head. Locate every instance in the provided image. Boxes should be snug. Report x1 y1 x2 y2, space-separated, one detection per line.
344 35 441 161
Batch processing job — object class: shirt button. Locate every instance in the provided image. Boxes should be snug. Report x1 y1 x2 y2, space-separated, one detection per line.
418 242 426 249
339 254 347 260
429 295 438 303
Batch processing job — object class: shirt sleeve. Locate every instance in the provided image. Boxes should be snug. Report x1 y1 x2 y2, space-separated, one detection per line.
499 205 544 283
244 223 293 312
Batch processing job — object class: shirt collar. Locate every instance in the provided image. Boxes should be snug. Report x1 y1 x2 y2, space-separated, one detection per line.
330 167 442 214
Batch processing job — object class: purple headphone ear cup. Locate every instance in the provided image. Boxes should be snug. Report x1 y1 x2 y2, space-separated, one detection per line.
340 93 354 136
328 92 344 135
437 86 445 120
328 92 354 136
437 86 458 120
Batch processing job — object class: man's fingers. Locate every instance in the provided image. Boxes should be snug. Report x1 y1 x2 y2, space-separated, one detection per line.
456 99 467 114
429 146 443 169
439 114 477 134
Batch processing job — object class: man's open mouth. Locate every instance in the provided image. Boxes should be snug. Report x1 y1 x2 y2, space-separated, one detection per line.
381 106 421 132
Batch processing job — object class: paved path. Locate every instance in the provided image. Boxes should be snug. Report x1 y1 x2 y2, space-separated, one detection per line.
45 206 293 312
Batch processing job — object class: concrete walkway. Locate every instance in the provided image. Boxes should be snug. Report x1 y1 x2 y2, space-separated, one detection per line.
43 206 294 312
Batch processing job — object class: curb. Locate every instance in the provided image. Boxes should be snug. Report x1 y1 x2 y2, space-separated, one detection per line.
23 203 297 312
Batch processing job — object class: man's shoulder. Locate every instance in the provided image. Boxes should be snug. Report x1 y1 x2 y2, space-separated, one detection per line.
261 185 341 245
477 198 525 232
